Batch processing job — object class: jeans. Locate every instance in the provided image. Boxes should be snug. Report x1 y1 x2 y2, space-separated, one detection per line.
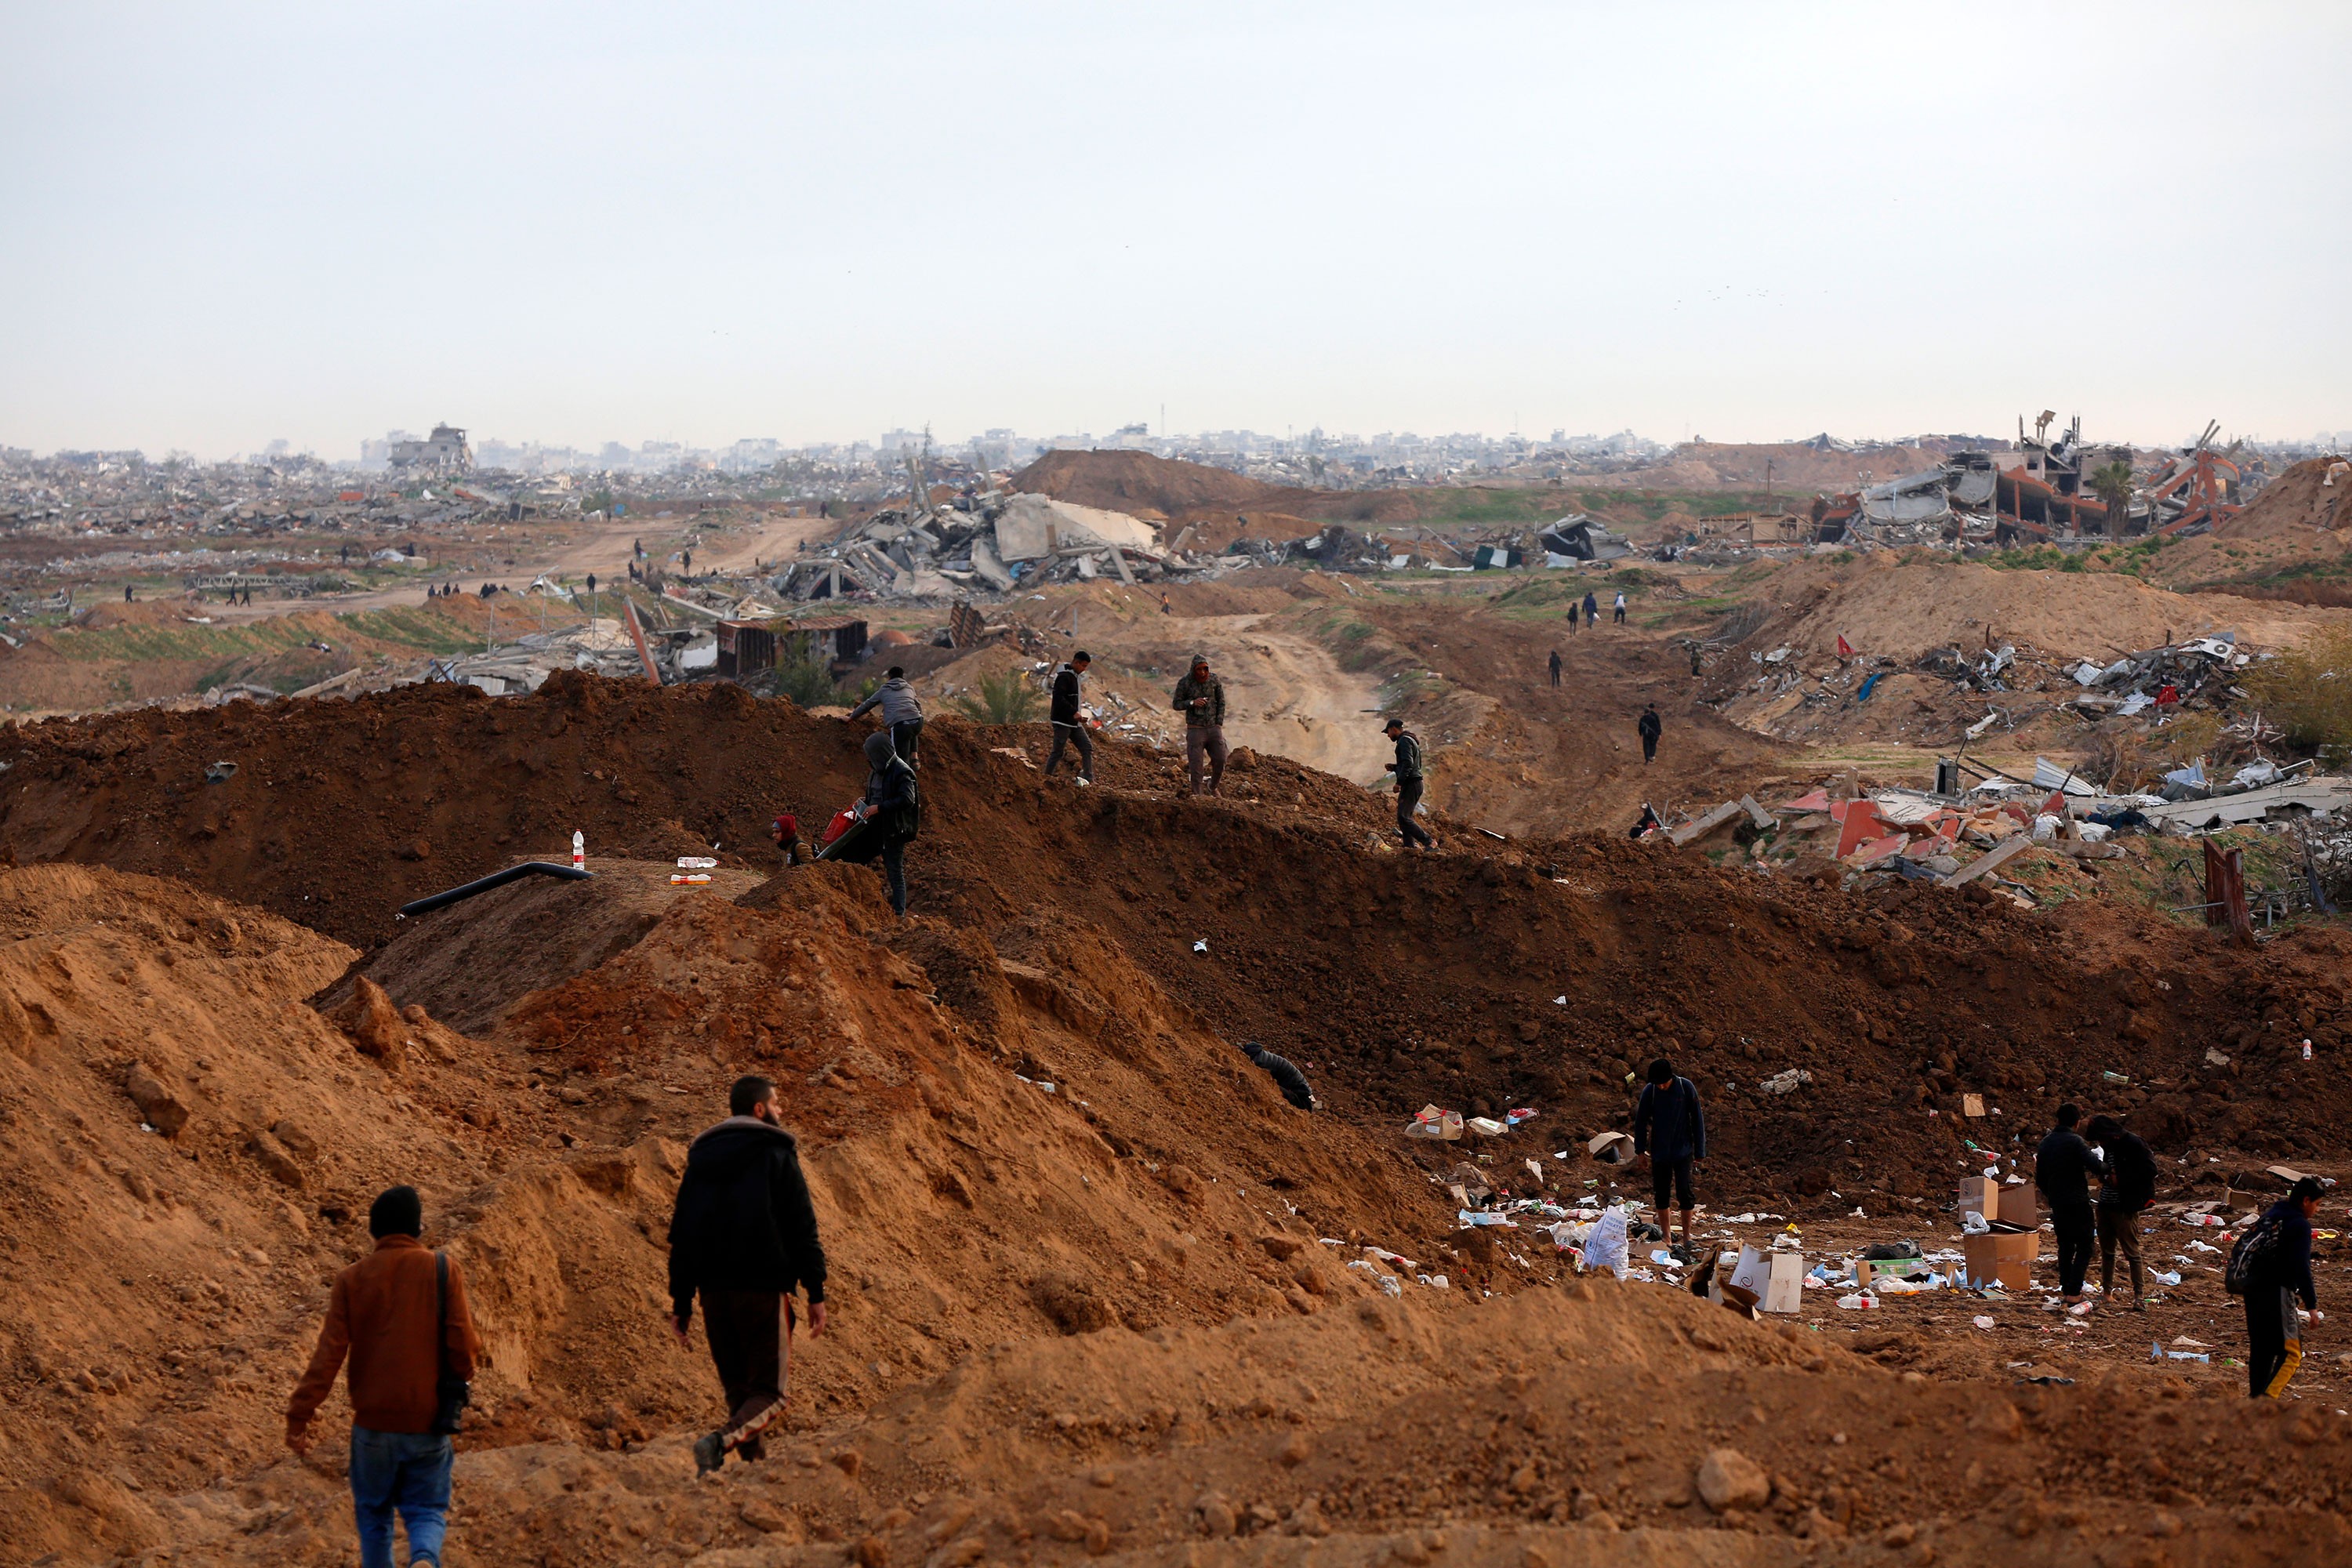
2052 1202 2095 1297
1185 725 1228 795
879 840 906 915
1045 721 1094 779
1396 779 1434 848
891 719 923 768
350 1427 452 1568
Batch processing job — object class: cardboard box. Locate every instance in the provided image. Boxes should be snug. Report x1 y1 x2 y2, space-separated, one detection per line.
1962 1093 1986 1118
1728 1245 1805 1313
1759 1250 1805 1314
1857 1254 1928 1287
1956 1176 2000 1218
1960 1231 2040 1291
1997 1183 2039 1228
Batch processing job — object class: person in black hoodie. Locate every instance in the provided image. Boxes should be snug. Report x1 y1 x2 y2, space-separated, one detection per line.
668 1076 829 1475
2034 1102 2105 1304
2085 1114 2156 1310
1240 1040 1316 1110
1633 1058 1705 1258
2246 1176 2323 1399
855 729 919 915
1044 652 1094 784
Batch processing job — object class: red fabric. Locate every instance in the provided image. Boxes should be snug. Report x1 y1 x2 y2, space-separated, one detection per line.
1836 634 1854 658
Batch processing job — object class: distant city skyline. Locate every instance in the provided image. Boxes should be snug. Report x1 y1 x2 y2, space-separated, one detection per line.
5 3 2347 460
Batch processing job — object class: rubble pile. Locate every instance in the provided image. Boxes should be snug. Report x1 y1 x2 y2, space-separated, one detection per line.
775 489 1204 602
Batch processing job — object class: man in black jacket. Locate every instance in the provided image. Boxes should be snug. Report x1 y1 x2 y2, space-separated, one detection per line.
1240 1040 1316 1110
1382 717 1436 850
1044 652 1094 784
669 1076 829 1475
2034 1103 2105 1304
2085 1114 2155 1310
1637 704 1662 764
1633 1058 1705 1258
2247 1176 2323 1399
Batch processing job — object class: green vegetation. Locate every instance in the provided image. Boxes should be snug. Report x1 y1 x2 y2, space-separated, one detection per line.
772 633 841 708
948 668 1043 724
43 605 481 663
2244 630 2352 763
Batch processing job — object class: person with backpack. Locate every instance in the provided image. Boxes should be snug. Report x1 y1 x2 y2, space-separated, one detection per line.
1612 589 1627 625
668 1075 829 1473
286 1186 481 1568
2232 1176 2324 1399
2085 1114 2156 1310
2033 1103 2105 1305
1632 1058 1705 1261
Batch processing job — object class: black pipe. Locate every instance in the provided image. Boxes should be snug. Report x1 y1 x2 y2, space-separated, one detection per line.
397 862 592 919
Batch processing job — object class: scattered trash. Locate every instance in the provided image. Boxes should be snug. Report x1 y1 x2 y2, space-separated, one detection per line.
1192 938 1208 954
1404 1105 1465 1142
1972 1316 1996 1330
1756 1069 1812 1095
1835 1294 1878 1310
204 760 238 783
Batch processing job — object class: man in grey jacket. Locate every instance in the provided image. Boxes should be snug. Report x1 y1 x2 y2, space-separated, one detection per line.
848 667 924 767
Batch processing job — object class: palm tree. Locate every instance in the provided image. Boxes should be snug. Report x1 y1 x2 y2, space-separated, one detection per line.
948 669 1042 724
2089 459 2136 539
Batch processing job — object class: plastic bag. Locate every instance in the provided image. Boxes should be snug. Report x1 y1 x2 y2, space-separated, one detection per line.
1962 1210 1992 1235
1580 1206 1631 1278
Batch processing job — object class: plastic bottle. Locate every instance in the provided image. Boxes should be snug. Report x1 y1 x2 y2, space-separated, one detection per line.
1836 1293 1878 1310
572 830 585 869
2303 1039 2314 1062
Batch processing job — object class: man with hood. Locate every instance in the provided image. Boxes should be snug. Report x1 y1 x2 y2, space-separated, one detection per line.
668 1075 829 1476
847 666 925 767
1171 654 1228 797
1637 703 1661 764
851 730 920 916
1582 590 1599 626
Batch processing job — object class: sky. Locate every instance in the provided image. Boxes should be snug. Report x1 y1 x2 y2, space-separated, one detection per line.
2 2 2347 461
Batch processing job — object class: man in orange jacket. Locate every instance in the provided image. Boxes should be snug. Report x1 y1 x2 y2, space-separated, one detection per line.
287 1185 481 1568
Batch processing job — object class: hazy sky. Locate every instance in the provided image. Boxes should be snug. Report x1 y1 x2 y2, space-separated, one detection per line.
3 2 2347 459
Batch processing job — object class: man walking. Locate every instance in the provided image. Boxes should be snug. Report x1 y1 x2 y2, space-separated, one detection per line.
2086 1113 2155 1310
287 1185 481 1568
1173 654 1228 797
1582 590 1599 627
847 666 925 767
1548 648 1563 688
2034 1102 2104 1306
1045 652 1094 785
1612 589 1627 625
669 1075 830 1475
1566 598 1580 633
2241 1176 2322 1399
1637 703 1661 764
1382 717 1436 850
1632 1059 1704 1260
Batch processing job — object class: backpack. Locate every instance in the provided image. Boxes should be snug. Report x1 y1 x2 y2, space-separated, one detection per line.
2225 1209 2284 1298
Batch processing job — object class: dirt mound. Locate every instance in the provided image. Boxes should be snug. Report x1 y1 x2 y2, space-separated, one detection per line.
2144 457 2352 597
6 684 2352 1563
1738 555 2351 663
